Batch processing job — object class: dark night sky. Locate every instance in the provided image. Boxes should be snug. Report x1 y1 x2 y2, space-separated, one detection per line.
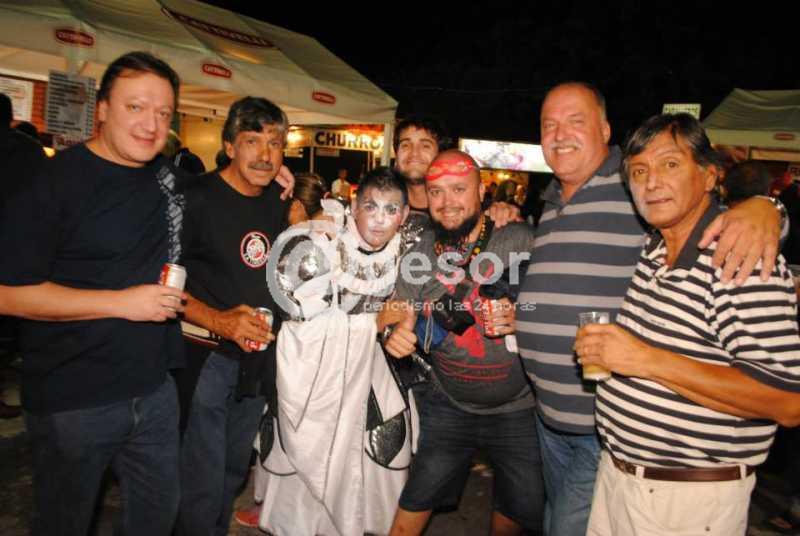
202 1 798 146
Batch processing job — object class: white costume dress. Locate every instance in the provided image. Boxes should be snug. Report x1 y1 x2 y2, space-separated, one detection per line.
257 205 416 536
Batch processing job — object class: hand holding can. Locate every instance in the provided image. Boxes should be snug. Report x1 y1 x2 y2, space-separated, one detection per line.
578 311 611 381
158 263 186 312
482 298 502 338
245 307 274 352
159 263 186 290
482 298 514 338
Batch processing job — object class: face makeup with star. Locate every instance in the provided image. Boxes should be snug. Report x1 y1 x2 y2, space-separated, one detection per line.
351 186 409 249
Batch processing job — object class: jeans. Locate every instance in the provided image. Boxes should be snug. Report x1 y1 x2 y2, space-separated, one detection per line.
177 351 265 536
400 388 545 531
25 375 180 536
535 412 601 536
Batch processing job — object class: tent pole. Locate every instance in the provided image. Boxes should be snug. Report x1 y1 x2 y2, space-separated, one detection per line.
381 122 394 166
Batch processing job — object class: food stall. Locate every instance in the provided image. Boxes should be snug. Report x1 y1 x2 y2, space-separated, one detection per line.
0 0 397 169
703 89 800 187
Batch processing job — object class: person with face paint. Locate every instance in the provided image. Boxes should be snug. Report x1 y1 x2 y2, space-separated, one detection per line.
384 150 543 536
175 96 296 536
257 167 415 536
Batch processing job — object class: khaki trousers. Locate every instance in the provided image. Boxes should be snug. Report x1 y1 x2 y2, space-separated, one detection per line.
587 451 755 536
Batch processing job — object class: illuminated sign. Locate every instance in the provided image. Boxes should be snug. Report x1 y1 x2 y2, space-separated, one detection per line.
662 103 701 119
287 128 384 152
313 130 383 152
459 138 552 173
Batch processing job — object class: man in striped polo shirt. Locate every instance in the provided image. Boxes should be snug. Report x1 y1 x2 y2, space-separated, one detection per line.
516 82 784 536
576 113 800 535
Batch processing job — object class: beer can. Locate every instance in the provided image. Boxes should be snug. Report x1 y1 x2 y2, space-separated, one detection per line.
159 263 186 290
482 298 502 338
246 307 274 351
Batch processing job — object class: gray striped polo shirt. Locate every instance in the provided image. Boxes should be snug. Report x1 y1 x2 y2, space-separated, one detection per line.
597 203 800 467
516 147 648 434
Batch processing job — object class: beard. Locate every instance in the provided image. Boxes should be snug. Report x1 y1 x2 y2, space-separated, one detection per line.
395 167 426 186
432 211 481 248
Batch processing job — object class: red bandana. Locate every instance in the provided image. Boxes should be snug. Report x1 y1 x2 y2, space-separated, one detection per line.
426 153 477 181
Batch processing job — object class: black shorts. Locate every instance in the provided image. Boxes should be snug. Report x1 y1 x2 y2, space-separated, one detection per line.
399 389 545 529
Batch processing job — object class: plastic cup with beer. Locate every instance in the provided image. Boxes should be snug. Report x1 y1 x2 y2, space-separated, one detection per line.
578 311 611 381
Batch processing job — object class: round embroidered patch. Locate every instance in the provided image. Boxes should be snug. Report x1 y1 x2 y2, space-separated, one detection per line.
240 231 271 268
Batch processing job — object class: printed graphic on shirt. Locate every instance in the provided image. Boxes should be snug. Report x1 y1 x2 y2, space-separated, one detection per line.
240 231 271 268
156 165 185 263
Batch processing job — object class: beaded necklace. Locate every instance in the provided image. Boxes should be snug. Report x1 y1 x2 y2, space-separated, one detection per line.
433 215 493 266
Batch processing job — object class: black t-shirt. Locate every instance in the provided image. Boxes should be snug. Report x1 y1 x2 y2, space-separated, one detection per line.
780 183 800 266
181 172 288 368
0 144 184 414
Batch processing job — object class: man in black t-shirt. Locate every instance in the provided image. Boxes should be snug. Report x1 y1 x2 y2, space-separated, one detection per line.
176 97 292 536
0 53 186 536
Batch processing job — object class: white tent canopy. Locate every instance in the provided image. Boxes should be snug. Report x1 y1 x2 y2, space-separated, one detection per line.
0 0 397 157
703 89 800 151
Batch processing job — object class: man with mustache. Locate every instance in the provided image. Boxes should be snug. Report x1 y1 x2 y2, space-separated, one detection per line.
516 82 785 536
576 113 800 536
175 96 294 536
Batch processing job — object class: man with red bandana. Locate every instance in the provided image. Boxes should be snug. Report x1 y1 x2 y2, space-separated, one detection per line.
392 114 520 232
384 150 542 535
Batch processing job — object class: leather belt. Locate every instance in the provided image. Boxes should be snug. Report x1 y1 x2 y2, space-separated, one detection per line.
610 453 755 482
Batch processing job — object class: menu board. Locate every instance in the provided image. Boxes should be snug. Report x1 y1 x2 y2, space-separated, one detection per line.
45 70 96 141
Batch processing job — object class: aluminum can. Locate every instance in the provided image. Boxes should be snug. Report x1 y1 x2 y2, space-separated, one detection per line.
159 263 186 290
246 307 274 351
482 298 502 338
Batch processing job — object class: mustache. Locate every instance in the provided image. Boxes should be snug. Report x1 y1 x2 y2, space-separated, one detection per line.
249 162 274 171
548 141 581 151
